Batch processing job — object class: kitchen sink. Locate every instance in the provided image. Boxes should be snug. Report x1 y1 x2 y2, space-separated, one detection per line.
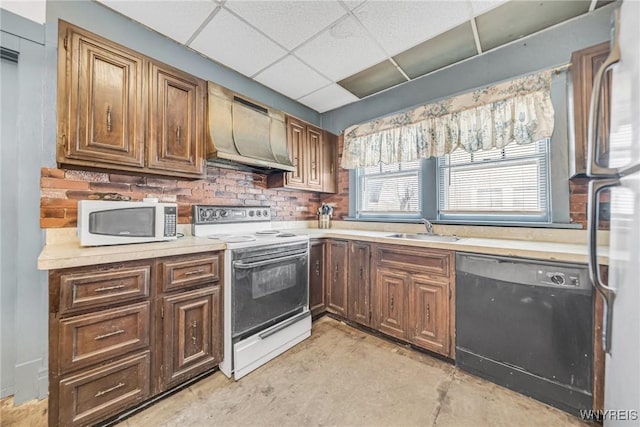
385 233 460 242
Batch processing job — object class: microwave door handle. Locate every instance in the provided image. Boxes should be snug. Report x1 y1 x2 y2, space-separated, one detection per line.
587 9 621 177
587 178 619 353
233 253 307 269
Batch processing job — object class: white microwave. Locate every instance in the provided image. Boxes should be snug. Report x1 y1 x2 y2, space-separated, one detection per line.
77 200 178 246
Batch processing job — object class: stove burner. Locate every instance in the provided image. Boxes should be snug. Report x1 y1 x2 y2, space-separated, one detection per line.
255 230 279 235
276 233 296 238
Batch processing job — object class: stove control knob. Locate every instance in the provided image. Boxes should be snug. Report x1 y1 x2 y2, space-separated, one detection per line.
248 210 255 217
256 210 262 217
549 273 565 286
219 210 228 218
263 209 269 217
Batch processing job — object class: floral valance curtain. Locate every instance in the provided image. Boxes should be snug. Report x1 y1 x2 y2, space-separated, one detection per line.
341 70 555 169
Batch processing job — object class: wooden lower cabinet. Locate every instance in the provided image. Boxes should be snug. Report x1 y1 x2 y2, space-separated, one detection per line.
49 252 223 427
407 274 450 354
309 240 326 316
161 286 222 390
348 242 371 326
375 267 407 340
326 240 348 316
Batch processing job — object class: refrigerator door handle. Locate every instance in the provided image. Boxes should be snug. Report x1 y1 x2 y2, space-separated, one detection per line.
587 9 621 178
587 178 620 353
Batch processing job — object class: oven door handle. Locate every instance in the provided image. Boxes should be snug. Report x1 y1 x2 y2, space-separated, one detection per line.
233 252 308 269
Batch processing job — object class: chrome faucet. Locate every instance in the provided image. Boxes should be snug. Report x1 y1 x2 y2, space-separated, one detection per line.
420 218 434 234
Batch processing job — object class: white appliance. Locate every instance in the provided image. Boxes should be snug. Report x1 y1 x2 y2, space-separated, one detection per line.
586 3 640 424
77 200 177 246
191 205 311 380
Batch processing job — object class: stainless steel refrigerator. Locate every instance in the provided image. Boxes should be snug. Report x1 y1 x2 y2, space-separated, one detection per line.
586 2 640 424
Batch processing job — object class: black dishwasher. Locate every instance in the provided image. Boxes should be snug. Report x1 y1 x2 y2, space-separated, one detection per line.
455 253 593 415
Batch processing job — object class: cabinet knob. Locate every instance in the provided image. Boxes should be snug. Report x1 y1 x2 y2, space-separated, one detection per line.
176 126 182 145
426 303 431 322
315 260 320 275
191 320 198 347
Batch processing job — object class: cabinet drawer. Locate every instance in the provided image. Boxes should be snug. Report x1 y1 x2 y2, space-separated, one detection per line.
59 265 150 314
376 246 450 277
59 302 150 373
59 351 150 427
161 253 220 292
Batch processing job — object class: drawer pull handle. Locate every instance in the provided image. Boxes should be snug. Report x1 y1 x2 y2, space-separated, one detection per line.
185 269 205 276
95 382 125 398
106 106 112 132
191 320 198 347
94 284 125 293
94 329 126 340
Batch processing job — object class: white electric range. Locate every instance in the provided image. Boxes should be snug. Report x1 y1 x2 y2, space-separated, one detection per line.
192 205 311 379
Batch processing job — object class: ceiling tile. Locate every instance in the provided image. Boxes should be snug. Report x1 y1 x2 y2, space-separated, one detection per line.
338 60 406 98
469 0 509 16
295 15 387 81
254 55 330 100
394 22 477 79
225 1 347 50
343 0 367 10
354 1 473 57
97 0 217 44
476 1 591 52
298 84 359 113
189 8 287 77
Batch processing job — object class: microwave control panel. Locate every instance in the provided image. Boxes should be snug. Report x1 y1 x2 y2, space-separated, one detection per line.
164 206 177 237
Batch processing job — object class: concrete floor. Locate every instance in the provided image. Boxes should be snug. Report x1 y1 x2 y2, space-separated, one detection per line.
1 317 587 426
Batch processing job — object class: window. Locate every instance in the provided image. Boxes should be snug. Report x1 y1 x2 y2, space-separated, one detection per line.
355 160 421 218
437 139 551 222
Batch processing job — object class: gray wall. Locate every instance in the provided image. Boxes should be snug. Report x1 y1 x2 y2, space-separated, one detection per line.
0 10 48 402
1 0 322 404
320 3 617 134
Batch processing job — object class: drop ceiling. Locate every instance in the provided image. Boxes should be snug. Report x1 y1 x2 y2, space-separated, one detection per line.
96 0 613 113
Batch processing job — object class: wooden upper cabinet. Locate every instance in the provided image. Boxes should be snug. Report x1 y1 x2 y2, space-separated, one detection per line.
571 42 611 176
286 117 305 186
57 21 206 178
59 22 145 168
268 116 337 193
148 63 205 176
322 131 338 194
306 126 323 190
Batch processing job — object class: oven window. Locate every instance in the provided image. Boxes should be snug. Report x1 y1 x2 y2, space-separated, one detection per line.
252 264 297 299
89 207 155 237
232 247 308 339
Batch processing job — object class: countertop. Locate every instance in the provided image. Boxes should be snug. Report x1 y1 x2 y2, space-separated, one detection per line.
38 225 608 270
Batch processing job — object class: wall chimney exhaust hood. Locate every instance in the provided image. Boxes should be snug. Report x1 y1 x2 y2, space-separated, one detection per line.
206 82 295 174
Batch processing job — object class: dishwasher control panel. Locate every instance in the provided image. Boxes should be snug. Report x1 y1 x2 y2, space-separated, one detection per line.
536 270 580 287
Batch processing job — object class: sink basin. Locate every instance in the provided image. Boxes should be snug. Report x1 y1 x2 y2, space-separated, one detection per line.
386 233 460 242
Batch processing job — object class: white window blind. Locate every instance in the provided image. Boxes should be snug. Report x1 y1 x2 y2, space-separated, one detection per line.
356 160 421 217
437 139 550 222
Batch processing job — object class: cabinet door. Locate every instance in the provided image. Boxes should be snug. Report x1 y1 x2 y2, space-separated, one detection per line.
285 117 305 187
309 240 326 316
571 42 611 175
148 62 205 177
326 240 348 316
375 268 407 340
348 242 371 326
322 131 338 194
408 274 449 356
306 126 323 190
61 23 145 168
162 286 222 389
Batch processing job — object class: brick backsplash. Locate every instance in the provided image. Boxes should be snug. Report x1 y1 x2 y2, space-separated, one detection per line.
41 136 598 230
569 176 610 230
40 167 322 228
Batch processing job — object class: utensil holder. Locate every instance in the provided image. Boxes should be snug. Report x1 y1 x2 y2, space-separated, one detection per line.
318 214 331 229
